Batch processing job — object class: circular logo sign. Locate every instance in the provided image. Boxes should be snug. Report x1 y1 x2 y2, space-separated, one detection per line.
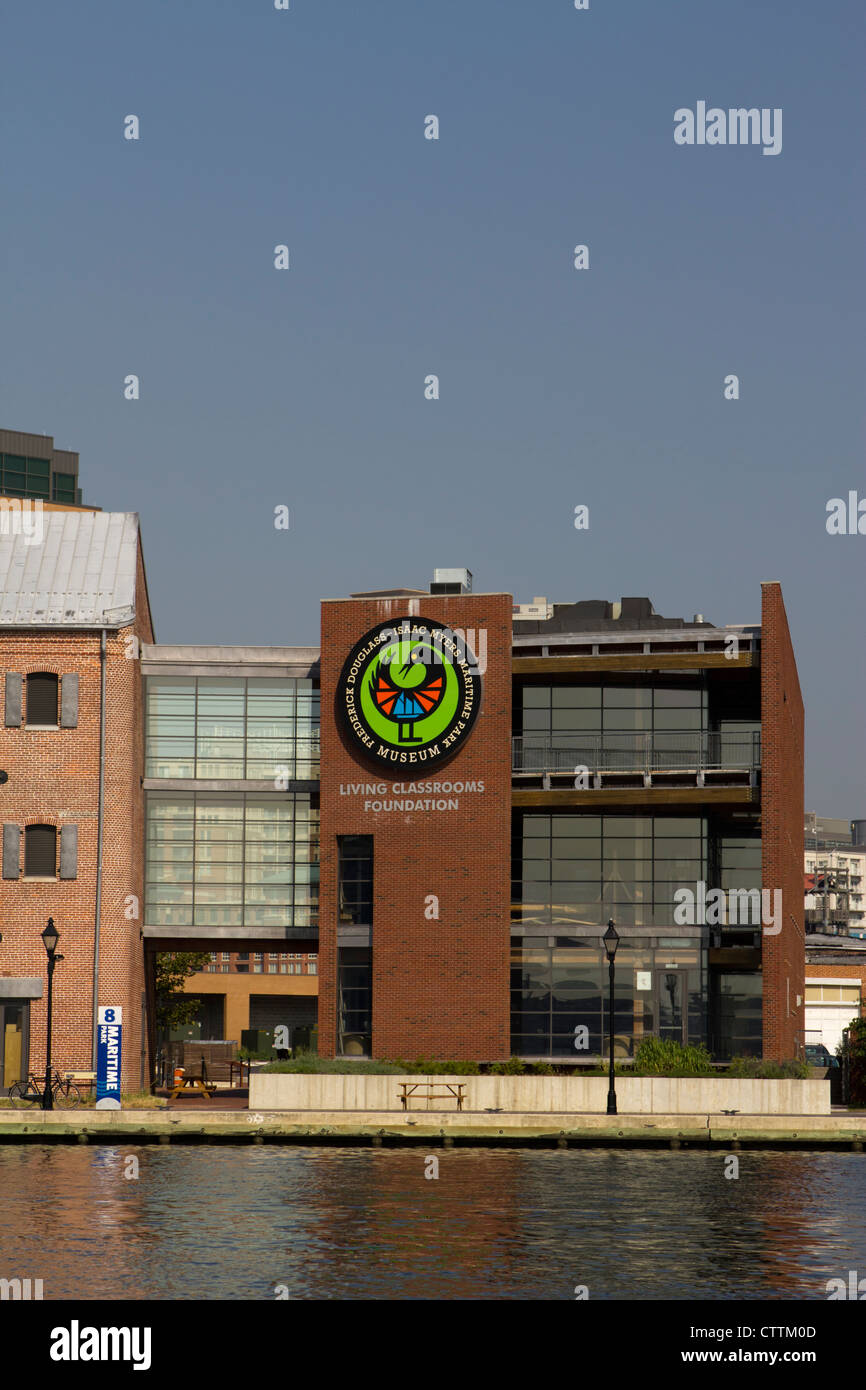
337 617 482 771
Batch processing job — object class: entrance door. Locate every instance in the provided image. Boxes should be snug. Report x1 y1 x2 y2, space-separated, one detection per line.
656 970 686 1044
0 1003 28 1094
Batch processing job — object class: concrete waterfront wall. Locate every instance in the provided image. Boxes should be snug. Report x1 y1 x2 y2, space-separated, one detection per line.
249 1073 830 1116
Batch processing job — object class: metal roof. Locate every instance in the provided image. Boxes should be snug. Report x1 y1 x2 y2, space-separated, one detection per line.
0 509 139 626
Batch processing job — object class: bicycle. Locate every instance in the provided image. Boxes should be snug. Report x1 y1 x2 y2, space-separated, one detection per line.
6 1071 84 1104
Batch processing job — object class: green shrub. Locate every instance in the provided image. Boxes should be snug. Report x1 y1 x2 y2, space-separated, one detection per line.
725 1056 809 1080
633 1036 715 1076
260 1055 483 1076
528 1061 555 1075
261 1056 401 1075
490 1056 526 1075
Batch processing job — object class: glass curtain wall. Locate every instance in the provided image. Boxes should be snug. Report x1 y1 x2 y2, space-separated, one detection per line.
145 793 319 928
511 938 706 1058
512 813 707 929
146 677 320 780
521 683 707 771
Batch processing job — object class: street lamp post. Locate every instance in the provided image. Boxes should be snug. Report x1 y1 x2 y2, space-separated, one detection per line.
602 919 619 1116
41 919 62 1111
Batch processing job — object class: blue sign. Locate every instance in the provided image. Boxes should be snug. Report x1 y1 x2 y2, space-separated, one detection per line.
96 1006 123 1107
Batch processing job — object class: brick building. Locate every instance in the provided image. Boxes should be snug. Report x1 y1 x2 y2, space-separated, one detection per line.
0 510 153 1092
1 529 808 1082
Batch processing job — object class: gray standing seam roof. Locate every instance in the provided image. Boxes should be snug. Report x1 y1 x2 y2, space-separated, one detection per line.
0 510 139 626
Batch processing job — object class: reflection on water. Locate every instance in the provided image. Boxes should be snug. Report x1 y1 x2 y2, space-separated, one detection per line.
0 1146 864 1300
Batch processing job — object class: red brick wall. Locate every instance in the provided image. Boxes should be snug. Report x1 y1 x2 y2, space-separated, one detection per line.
761 582 805 1059
0 536 153 1087
318 594 512 1061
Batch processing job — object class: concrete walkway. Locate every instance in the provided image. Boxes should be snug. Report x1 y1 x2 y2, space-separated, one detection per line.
0 1108 864 1147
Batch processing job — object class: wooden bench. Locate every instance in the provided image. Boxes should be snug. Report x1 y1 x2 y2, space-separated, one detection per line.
63 1070 96 1092
398 1082 466 1111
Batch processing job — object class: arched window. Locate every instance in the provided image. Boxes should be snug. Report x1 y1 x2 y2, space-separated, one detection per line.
26 673 58 726
25 824 56 878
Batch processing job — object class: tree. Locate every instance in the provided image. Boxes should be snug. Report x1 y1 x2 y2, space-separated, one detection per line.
155 952 212 1032
841 1017 866 1105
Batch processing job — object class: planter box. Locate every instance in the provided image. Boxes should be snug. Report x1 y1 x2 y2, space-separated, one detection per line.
249 1073 830 1116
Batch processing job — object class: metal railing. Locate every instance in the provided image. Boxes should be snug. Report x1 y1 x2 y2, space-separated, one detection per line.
512 732 761 775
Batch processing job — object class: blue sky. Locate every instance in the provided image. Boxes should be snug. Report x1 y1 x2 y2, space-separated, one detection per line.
2 0 863 814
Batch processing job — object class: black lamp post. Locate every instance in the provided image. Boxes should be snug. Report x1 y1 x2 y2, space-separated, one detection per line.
41 919 62 1111
602 919 619 1115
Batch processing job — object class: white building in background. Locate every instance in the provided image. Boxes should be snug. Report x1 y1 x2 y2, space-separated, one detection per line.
804 814 866 1054
804 976 862 1054
804 813 866 936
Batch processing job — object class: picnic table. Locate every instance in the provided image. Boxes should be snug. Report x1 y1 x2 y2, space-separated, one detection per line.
168 1052 248 1100
169 1071 216 1100
398 1081 466 1111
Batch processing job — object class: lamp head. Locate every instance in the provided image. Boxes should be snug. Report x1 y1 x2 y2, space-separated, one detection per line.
41 918 60 957
603 919 619 962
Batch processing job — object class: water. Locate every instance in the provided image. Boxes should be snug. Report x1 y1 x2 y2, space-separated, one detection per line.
0 1146 864 1300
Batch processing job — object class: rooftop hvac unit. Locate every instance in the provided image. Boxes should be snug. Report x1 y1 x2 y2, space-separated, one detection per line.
431 567 472 595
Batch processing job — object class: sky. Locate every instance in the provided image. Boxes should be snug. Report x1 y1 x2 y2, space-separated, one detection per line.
1 0 863 815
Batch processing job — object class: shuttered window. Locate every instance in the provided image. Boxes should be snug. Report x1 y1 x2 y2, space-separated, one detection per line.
25 825 56 878
26 673 58 726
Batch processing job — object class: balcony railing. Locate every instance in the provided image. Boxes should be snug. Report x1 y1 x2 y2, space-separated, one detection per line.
512 732 761 776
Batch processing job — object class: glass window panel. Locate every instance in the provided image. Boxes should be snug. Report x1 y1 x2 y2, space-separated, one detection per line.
146 756 196 777
246 762 289 780
653 708 703 731
654 818 705 837
603 686 651 707
603 838 652 860
551 686 601 707
146 714 196 736
197 678 245 700
197 717 244 737
554 816 601 837
147 798 195 818
523 817 551 837
147 844 194 862
654 838 706 859
148 678 196 705
552 863 600 883
522 838 551 860
246 798 295 819
522 688 550 708
196 759 245 777
552 708 601 731
147 862 194 883
146 884 193 906
604 816 653 838
554 839 601 861
653 686 703 707
606 716 653 737
721 870 761 891
246 739 294 762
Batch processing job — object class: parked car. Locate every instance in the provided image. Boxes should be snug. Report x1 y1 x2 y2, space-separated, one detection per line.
805 1043 840 1068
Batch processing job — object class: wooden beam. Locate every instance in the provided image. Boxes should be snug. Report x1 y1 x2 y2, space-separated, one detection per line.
709 949 762 968
512 652 755 675
512 787 757 808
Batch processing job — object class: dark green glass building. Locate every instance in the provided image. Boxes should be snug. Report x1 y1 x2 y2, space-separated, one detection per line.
0 427 81 504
